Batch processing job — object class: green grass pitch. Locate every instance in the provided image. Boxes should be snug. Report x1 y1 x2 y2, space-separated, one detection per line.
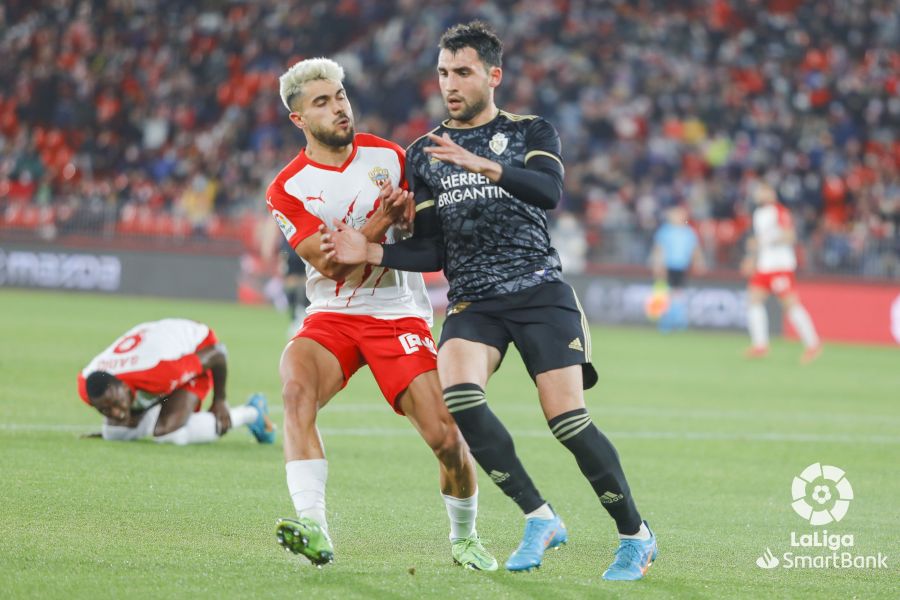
1 289 897 599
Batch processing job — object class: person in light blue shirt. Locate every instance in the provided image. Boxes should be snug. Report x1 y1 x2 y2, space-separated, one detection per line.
649 204 706 330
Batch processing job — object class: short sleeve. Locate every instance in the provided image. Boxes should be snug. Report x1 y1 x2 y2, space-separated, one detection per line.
653 225 665 246
266 182 324 248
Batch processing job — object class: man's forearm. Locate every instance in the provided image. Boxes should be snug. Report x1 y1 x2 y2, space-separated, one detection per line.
198 344 228 402
377 237 443 272
209 361 227 402
359 213 393 243
366 242 384 266
497 164 562 210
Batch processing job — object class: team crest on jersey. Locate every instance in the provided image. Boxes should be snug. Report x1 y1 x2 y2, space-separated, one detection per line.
368 166 390 188
489 132 508 155
271 209 296 239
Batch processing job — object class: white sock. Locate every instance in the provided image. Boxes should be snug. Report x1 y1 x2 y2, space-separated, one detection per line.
747 303 769 348
229 404 259 428
619 521 651 541
525 502 554 520
286 459 329 536
442 491 478 542
788 305 819 348
154 412 219 445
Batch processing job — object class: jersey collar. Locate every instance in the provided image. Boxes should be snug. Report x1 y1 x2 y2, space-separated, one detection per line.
299 135 359 172
441 107 501 130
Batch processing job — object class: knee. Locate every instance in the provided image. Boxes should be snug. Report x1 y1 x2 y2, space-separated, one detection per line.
281 379 318 422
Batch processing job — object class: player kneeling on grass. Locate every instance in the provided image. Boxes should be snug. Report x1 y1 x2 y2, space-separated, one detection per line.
267 57 496 570
77 319 275 445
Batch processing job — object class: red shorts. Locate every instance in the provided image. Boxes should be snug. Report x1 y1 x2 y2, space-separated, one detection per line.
181 372 213 410
181 328 218 411
292 312 438 414
749 271 796 297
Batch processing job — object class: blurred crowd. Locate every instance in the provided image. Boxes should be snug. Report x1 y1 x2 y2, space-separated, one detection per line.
1 0 898 277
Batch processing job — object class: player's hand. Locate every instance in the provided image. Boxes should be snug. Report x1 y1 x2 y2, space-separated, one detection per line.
209 399 232 435
424 133 500 179
319 221 368 265
378 181 414 228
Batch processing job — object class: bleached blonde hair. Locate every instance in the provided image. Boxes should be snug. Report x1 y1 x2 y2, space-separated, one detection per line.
279 57 345 112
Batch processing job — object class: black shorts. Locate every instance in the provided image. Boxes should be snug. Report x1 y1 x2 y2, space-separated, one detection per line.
439 281 598 389
666 268 687 288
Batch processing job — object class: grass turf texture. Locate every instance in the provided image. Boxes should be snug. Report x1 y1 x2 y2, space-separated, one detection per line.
1 288 897 599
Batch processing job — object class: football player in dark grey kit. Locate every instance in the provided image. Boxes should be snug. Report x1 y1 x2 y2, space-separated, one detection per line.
321 21 657 580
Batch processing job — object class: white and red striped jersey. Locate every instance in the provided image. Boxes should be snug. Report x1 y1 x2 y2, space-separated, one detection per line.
753 203 797 273
77 319 215 410
266 133 432 324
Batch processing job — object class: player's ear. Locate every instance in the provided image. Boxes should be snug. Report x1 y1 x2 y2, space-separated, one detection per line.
289 111 306 131
488 66 502 89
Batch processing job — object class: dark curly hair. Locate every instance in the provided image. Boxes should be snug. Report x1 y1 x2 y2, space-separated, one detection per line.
439 20 503 68
85 371 117 401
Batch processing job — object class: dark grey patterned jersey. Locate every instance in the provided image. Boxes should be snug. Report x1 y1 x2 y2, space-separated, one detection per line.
404 110 565 303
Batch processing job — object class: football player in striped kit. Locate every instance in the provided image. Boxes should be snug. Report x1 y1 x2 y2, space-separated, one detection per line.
323 22 657 580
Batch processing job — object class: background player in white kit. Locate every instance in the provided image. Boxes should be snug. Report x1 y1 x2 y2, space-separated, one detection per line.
78 318 275 445
742 183 821 363
266 58 495 569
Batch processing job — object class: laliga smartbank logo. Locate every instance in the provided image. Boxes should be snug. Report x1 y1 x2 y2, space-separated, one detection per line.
790 462 853 525
756 463 888 571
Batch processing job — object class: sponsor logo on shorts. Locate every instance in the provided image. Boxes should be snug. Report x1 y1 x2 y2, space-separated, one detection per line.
568 337 583 351
447 301 470 316
398 332 437 355
772 275 792 294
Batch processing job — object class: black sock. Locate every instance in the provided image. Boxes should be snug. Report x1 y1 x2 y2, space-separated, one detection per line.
444 383 545 514
548 408 642 534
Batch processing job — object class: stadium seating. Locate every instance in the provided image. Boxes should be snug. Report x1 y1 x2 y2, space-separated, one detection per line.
0 0 897 277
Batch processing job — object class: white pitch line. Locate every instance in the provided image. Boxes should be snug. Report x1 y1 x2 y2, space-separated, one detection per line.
0 423 91 432
313 428 900 445
287 403 900 425
3 423 897 444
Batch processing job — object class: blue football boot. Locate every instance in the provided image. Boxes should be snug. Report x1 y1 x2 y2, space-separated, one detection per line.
602 521 657 581
505 513 568 572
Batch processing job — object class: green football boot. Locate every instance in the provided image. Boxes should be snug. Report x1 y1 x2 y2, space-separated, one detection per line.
275 517 334 566
451 534 498 571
